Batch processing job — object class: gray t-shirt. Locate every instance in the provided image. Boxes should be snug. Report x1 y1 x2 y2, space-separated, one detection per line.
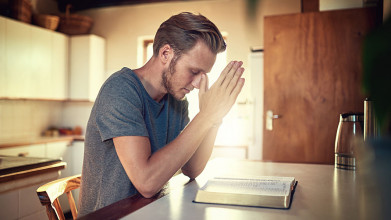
78 67 189 217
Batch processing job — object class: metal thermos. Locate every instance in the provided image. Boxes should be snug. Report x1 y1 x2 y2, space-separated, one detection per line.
335 113 364 170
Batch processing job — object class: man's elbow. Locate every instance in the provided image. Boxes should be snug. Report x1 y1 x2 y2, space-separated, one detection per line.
181 167 203 179
139 190 156 199
136 182 160 198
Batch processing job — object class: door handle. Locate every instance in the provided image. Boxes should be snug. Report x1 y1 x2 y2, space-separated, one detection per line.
266 110 282 131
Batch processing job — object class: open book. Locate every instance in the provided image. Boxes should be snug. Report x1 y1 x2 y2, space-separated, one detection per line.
193 176 297 209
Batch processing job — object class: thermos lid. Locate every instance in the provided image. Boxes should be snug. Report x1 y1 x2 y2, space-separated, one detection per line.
340 112 364 122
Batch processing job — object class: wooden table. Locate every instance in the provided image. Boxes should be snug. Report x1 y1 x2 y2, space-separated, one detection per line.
79 158 388 220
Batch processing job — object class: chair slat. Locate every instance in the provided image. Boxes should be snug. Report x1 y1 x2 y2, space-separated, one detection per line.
66 191 78 219
53 198 66 220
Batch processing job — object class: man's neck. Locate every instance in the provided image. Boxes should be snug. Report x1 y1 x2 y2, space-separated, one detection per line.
133 57 166 102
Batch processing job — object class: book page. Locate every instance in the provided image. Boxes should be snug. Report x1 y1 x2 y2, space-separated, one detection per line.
201 177 294 196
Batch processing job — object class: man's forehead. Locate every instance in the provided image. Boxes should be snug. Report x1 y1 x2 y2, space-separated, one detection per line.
182 54 216 73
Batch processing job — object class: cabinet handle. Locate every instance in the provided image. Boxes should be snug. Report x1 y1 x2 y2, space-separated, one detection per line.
18 152 29 157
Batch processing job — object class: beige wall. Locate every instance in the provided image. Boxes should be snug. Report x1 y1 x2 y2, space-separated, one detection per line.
80 0 300 100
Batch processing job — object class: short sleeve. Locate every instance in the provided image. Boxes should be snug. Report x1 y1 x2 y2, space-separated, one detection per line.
94 75 148 142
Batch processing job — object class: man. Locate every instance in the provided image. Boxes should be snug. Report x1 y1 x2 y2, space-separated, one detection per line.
78 12 245 216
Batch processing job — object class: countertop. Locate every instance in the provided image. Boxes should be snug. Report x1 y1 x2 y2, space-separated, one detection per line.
80 158 390 220
0 135 85 149
0 155 66 183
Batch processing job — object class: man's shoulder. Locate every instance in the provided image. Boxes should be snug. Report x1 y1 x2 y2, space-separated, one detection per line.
106 67 139 85
102 68 143 94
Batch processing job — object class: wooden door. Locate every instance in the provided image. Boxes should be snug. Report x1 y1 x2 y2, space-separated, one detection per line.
263 8 377 164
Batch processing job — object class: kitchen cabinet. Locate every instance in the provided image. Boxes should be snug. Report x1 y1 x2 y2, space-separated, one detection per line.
69 35 105 101
70 141 84 209
31 24 52 98
0 15 68 100
0 156 64 220
0 144 46 157
45 141 84 212
51 32 69 100
0 17 5 97
4 17 31 98
45 141 74 213
0 141 76 179
46 141 73 178
71 141 84 175
0 140 84 214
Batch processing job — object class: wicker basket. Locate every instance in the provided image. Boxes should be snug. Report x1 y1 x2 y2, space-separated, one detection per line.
58 5 93 35
10 0 32 24
33 14 60 31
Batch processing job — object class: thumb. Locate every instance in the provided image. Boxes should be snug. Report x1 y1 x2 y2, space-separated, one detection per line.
199 74 207 95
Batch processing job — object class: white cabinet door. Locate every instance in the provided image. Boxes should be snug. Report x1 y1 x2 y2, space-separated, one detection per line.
0 144 46 157
0 17 5 97
88 36 105 101
45 141 72 178
51 32 68 100
70 141 84 208
31 26 52 99
5 18 32 98
46 141 83 213
70 35 105 101
71 141 84 175
1 16 69 100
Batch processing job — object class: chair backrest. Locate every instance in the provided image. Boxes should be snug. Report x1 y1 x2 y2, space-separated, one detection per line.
37 174 81 220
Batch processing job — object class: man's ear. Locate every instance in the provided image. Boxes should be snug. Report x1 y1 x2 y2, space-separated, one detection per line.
159 44 173 64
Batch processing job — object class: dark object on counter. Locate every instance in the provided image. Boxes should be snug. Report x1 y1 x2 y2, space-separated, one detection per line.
0 155 61 176
9 0 32 24
73 126 83 135
59 127 74 135
58 4 93 35
362 15 391 136
364 98 380 141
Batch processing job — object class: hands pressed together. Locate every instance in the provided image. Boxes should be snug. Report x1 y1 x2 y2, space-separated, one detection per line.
198 61 245 125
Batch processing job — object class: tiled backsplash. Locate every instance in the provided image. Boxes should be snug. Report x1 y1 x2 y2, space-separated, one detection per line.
0 100 93 142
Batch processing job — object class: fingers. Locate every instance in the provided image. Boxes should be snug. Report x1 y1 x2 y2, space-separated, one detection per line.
214 61 244 90
221 61 243 90
214 61 235 86
227 66 245 95
230 78 245 100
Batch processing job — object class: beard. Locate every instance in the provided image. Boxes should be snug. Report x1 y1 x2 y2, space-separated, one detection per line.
162 58 185 101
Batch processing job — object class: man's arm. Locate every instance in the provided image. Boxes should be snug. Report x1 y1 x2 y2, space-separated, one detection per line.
114 112 216 198
181 61 245 178
181 124 220 179
114 61 245 198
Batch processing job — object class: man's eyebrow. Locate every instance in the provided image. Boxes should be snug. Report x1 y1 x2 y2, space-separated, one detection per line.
190 66 208 73
190 67 204 73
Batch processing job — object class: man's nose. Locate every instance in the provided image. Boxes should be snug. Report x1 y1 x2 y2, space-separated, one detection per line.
191 74 202 89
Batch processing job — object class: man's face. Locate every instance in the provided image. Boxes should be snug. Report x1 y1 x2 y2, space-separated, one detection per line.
162 41 217 100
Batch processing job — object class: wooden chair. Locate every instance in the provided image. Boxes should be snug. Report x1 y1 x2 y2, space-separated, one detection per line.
36 174 81 220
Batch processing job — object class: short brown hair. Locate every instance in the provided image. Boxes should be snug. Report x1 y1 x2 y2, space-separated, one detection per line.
153 12 226 58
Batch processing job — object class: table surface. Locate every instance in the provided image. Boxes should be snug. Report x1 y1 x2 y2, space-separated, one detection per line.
79 158 388 220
